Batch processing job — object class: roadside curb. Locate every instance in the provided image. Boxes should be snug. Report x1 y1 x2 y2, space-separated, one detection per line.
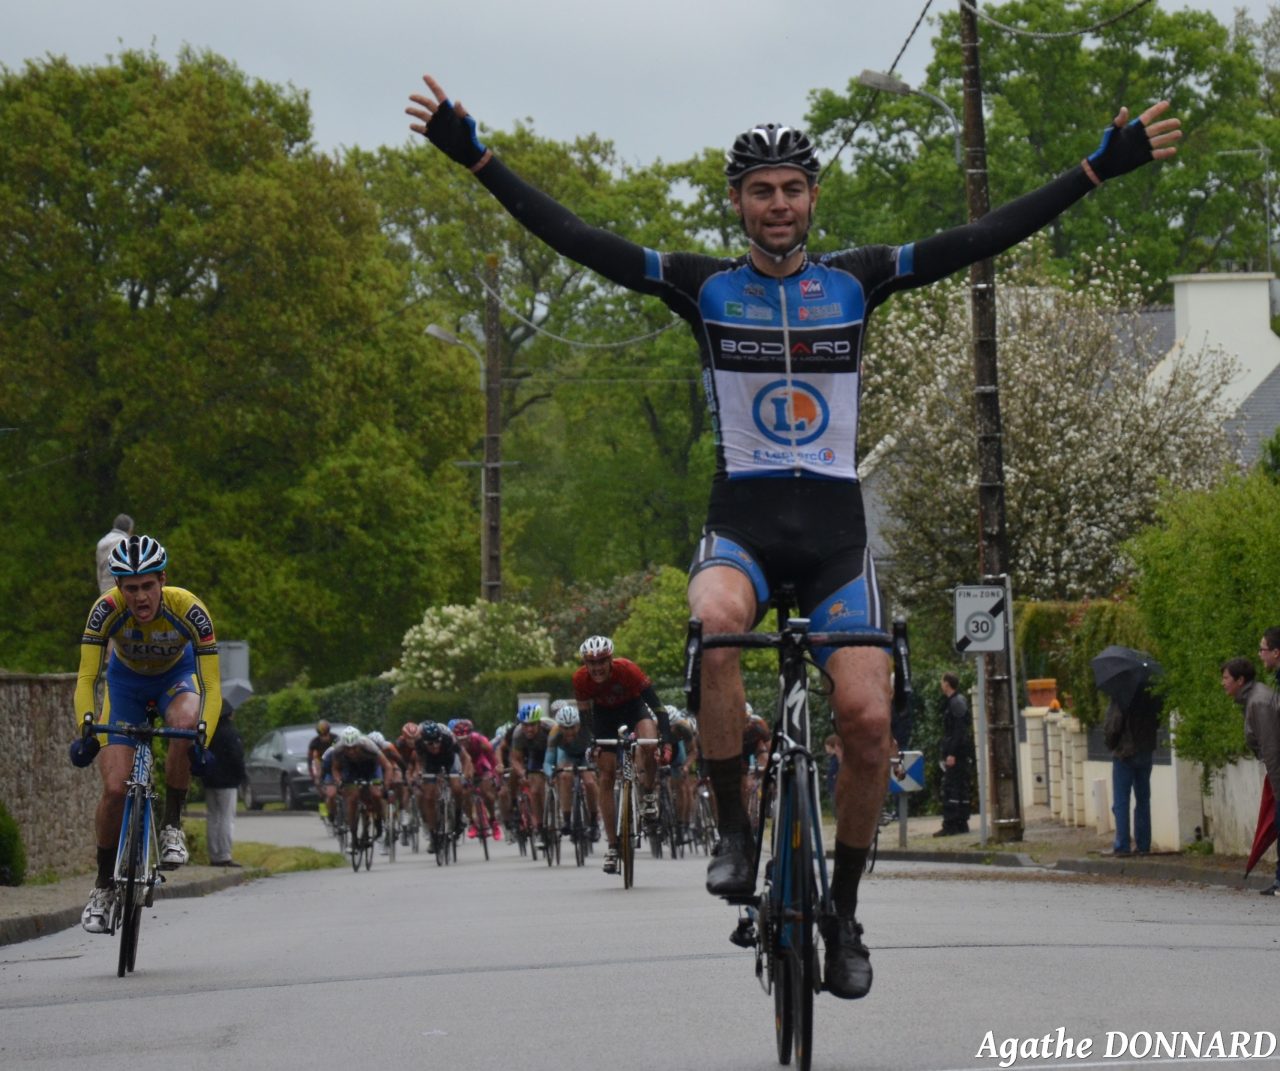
873 848 1271 892
0 868 256 949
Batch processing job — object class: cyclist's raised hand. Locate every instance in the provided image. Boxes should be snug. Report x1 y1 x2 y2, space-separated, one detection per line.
1082 100 1181 185
406 74 491 172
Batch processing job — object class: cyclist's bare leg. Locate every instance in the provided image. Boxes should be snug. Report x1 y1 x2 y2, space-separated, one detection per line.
635 717 658 792
422 780 439 829
688 567 755 834
596 749 618 847
583 770 599 819
529 772 545 829
828 646 893 848
95 743 134 849
557 769 573 824
162 691 201 791
343 785 359 832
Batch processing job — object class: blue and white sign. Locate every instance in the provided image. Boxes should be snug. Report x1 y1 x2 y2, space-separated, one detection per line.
889 750 925 794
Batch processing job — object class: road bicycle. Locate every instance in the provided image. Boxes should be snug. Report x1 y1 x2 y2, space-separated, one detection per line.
595 731 659 889
422 772 458 866
400 778 422 853
469 781 493 861
651 764 682 859
382 789 399 863
541 777 562 866
684 595 911 1071
341 779 377 872
513 777 539 860
690 775 719 856
561 763 597 867
81 711 207 978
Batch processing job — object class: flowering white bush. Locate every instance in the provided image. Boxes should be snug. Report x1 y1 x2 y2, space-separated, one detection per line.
391 600 556 692
861 243 1237 605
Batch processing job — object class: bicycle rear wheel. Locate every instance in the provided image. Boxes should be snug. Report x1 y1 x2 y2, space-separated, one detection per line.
116 790 145 978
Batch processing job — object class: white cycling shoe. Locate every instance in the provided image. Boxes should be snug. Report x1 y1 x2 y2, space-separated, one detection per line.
82 886 115 934
159 825 189 869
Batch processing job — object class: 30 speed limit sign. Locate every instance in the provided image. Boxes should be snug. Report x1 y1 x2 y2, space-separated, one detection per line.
954 585 1006 653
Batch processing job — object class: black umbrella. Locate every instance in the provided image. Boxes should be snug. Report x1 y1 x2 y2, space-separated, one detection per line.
1090 645 1162 711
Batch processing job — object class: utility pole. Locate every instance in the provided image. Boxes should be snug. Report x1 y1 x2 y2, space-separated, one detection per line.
959 0 1022 841
482 254 503 602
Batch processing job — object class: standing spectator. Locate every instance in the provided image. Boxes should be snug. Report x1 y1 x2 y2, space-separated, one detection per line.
1258 628 1280 686
824 734 843 807
202 699 246 867
95 514 134 593
935 673 972 837
1103 683 1161 856
1222 657 1280 894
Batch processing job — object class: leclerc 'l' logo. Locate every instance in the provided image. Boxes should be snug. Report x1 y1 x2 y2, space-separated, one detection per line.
752 380 830 446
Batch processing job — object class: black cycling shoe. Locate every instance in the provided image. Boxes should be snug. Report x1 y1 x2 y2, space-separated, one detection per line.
706 831 754 898
821 916 872 1000
729 913 757 949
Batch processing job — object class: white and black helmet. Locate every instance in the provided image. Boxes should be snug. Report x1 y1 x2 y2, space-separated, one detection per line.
108 534 168 577
725 123 821 183
554 704 581 729
579 635 614 660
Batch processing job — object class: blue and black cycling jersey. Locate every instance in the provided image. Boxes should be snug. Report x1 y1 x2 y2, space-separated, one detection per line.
475 157 1098 484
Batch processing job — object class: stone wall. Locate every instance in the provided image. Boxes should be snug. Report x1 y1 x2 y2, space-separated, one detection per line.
0 674 99 879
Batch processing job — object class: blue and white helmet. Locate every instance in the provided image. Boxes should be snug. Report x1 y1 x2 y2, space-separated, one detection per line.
108 534 168 577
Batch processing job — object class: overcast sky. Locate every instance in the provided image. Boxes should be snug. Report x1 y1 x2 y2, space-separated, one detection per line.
2 1 1266 167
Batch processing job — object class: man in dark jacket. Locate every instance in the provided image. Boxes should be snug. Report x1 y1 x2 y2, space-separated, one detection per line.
1104 682 1161 856
202 699 247 867
1223 657 1280 894
935 674 972 837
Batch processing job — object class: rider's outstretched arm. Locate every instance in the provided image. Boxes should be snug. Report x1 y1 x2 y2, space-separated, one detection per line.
901 101 1181 289
408 75 653 292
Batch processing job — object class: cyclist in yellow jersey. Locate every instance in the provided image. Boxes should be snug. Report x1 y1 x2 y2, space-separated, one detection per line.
69 534 222 933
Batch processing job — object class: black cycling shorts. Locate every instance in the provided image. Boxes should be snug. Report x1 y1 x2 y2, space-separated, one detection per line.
592 699 654 745
688 477 884 639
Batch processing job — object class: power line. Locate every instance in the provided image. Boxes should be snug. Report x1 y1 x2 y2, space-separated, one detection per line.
473 271 681 350
820 0 937 180
957 0 1155 40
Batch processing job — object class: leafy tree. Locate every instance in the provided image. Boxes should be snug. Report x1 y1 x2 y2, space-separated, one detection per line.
392 599 556 693
1128 468 1280 771
807 0 1273 289
355 132 717 594
0 50 478 683
862 241 1235 625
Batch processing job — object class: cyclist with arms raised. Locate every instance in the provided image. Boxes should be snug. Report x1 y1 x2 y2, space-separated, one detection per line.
70 535 222 933
571 636 669 875
407 75 1180 998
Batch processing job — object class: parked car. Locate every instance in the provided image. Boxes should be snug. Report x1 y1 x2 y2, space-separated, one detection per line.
241 723 349 810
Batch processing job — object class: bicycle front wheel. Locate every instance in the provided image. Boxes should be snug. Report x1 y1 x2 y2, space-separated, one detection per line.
571 785 588 867
782 762 817 1071
620 782 635 889
474 797 491 861
348 807 362 872
116 790 146 978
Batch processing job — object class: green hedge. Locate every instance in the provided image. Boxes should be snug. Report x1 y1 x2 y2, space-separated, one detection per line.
1013 598 1151 728
235 676 394 746
0 798 26 886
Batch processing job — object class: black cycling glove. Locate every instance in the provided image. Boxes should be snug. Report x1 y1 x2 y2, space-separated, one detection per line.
69 735 100 767
1086 117 1152 182
425 99 489 170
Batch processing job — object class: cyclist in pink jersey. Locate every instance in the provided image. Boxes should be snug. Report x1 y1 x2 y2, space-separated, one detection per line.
453 719 501 840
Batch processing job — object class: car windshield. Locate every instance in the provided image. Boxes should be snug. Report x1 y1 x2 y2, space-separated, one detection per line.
283 729 314 756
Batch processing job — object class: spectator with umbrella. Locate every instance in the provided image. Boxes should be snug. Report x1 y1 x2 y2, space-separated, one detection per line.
1092 645 1162 856
1222 656 1280 895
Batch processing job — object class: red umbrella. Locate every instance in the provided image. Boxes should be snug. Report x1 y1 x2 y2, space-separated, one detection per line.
1244 777 1276 877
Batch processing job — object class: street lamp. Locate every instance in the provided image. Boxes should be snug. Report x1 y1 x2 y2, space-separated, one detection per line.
857 69 964 167
427 321 503 602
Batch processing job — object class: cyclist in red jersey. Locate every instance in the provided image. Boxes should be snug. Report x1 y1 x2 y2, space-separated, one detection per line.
573 635 669 875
